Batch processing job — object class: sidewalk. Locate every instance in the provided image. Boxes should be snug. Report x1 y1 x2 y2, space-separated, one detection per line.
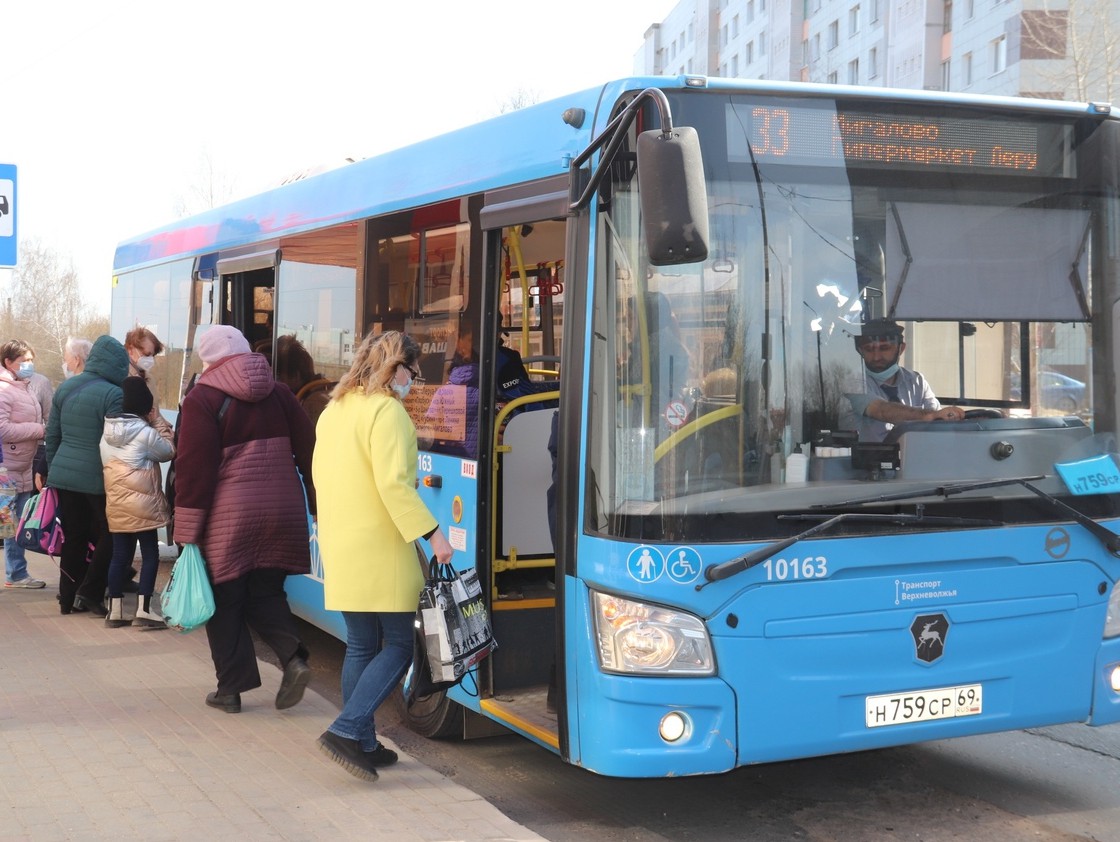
0 552 546 842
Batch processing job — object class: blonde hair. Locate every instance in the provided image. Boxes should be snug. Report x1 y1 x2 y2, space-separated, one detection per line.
332 330 420 400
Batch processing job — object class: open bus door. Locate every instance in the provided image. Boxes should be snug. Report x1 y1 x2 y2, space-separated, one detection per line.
398 182 568 746
216 249 279 355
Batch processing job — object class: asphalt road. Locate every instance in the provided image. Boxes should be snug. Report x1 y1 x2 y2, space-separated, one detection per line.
286 618 1120 842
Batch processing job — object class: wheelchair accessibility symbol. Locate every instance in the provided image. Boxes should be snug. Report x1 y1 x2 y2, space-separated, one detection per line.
666 546 701 584
627 546 665 583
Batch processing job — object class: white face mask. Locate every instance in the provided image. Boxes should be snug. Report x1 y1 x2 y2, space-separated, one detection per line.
136 355 155 372
62 363 74 379
866 363 900 383
391 381 412 400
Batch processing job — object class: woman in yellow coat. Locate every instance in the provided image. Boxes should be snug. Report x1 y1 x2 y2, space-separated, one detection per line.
312 330 453 782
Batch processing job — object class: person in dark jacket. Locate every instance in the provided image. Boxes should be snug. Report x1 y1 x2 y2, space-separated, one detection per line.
46 335 129 615
173 325 317 714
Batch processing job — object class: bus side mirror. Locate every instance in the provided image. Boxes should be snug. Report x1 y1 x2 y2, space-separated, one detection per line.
638 127 710 266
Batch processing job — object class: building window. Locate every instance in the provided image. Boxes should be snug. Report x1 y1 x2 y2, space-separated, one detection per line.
869 0 879 22
732 55 740 76
802 38 810 64
748 0 756 23
848 58 859 84
963 51 973 86
850 5 860 35
941 58 951 89
828 71 839 84
991 35 1007 73
732 15 740 39
760 31 767 54
688 22 694 41
965 0 973 19
747 41 755 63
722 23 729 47
813 33 821 61
828 20 839 49
943 0 952 33
869 47 879 78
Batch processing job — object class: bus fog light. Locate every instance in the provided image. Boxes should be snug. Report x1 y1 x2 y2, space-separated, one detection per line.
659 711 690 742
1110 665 1120 693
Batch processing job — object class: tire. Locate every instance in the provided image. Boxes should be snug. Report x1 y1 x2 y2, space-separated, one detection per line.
392 686 462 739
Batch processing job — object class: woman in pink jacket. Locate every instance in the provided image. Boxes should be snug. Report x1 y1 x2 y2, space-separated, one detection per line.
0 340 47 590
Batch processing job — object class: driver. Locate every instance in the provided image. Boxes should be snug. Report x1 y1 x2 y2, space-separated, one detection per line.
839 318 963 441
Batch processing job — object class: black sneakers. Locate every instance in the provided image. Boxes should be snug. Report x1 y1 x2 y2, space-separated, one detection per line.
318 731 380 781
365 744 398 767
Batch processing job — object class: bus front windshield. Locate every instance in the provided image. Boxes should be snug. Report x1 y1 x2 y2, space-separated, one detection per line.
588 92 1120 543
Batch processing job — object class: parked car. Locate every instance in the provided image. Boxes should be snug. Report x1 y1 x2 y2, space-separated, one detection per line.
1009 370 1086 413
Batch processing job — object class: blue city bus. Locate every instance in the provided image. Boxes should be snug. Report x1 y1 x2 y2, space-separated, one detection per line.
112 75 1120 777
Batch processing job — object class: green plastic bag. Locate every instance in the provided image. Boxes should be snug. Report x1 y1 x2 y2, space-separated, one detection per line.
161 544 215 632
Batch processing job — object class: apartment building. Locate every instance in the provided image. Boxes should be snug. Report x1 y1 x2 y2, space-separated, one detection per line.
635 0 1120 102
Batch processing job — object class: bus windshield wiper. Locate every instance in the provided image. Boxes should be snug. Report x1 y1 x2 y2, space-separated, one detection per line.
813 475 1046 508
698 508 1001 589
808 473 1120 558
1016 480 1120 557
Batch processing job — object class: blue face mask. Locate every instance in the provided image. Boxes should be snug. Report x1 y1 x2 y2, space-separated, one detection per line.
866 363 899 383
392 381 412 400
16 362 34 380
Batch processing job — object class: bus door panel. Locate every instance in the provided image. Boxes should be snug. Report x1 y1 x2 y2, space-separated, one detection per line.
216 248 279 353
499 409 556 557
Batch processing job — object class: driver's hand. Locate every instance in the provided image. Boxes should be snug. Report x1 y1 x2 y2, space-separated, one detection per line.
932 406 965 422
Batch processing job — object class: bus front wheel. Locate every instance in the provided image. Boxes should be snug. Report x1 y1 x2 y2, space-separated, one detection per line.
393 687 463 739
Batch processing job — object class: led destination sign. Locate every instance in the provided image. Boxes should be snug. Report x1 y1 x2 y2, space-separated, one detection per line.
731 102 1071 177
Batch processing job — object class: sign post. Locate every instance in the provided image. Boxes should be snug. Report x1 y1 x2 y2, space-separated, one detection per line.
0 163 16 267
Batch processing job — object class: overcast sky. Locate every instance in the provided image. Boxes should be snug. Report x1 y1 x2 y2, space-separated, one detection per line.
4 0 676 311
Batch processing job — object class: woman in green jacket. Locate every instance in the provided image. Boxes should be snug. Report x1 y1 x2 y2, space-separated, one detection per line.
312 330 453 782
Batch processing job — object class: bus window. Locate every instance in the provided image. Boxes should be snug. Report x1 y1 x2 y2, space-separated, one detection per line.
275 222 359 384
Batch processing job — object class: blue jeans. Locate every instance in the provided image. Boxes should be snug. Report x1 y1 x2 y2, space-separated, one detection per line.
4 490 34 582
329 611 413 750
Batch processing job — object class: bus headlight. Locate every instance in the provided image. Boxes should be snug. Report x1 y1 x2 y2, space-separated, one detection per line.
592 590 714 675
1106 584 1120 638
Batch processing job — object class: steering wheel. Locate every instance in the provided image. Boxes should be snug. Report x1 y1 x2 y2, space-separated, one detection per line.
962 408 1004 420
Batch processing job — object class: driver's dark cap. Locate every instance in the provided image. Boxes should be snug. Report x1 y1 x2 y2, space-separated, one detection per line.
856 318 904 346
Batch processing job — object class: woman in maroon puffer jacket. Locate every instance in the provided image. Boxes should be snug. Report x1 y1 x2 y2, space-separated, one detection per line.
173 325 317 714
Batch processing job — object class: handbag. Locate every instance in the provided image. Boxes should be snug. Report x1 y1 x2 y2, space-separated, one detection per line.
160 543 216 632
404 548 497 705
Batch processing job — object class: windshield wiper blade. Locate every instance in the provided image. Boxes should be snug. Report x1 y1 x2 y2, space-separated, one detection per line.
813 475 1046 509
1017 479 1120 557
697 509 1000 589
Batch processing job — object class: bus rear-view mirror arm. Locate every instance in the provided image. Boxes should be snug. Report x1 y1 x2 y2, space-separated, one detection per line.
569 87 709 266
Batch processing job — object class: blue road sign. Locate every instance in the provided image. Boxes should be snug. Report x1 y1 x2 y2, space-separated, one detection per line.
0 163 17 267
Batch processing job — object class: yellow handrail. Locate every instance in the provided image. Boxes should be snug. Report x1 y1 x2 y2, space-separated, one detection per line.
653 403 743 463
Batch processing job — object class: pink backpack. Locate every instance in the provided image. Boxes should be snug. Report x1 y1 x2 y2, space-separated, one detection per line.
16 487 64 557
